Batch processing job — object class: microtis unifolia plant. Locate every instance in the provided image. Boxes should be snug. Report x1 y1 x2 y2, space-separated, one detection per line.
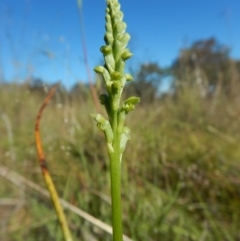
92 0 140 240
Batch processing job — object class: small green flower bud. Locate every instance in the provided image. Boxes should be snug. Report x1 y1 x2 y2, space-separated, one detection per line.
91 114 113 144
115 33 123 41
105 22 112 32
114 1 120 11
94 66 105 74
121 49 133 61
115 22 126 34
105 58 115 74
120 33 130 48
122 96 140 113
105 13 111 22
124 96 140 105
104 33 114 45
94 66 112 90
115 12 123 22
100 45 112 56
125 74 133 81
111 71 122 81
91 113 103 122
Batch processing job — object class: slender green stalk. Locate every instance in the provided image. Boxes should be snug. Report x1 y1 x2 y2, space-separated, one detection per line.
109 152 122 240
92 0 140 240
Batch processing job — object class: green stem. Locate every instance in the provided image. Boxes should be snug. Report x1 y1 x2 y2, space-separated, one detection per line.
110 107 123 241
110 152 122 241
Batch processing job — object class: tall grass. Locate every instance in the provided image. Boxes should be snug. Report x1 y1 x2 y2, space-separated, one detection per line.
0 80 240 240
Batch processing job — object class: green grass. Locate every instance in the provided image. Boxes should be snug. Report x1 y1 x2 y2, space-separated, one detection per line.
0 82 240 240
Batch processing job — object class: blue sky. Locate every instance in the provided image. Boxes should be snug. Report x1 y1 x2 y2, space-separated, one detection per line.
0 0 240 89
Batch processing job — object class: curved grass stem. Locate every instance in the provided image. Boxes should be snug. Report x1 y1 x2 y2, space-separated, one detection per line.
35 83 73 241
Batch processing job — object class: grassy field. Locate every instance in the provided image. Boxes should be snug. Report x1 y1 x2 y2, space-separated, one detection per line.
0 81 240 241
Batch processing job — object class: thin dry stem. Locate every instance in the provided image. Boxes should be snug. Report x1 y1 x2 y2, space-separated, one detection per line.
35 83 73 241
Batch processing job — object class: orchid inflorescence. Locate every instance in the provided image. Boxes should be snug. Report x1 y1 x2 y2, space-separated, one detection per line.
92 0 140 240
92 0 140 159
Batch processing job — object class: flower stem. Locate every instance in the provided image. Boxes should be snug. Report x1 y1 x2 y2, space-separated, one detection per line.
110 152 123 241
108 106 122 240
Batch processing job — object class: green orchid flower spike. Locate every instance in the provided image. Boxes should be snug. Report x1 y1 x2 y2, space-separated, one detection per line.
92 0 140 240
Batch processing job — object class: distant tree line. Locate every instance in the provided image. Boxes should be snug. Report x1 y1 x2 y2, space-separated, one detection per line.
11 37 240 103
125 37 240 101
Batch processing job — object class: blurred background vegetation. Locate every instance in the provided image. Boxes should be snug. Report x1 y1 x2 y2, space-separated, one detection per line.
1 37 240 241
